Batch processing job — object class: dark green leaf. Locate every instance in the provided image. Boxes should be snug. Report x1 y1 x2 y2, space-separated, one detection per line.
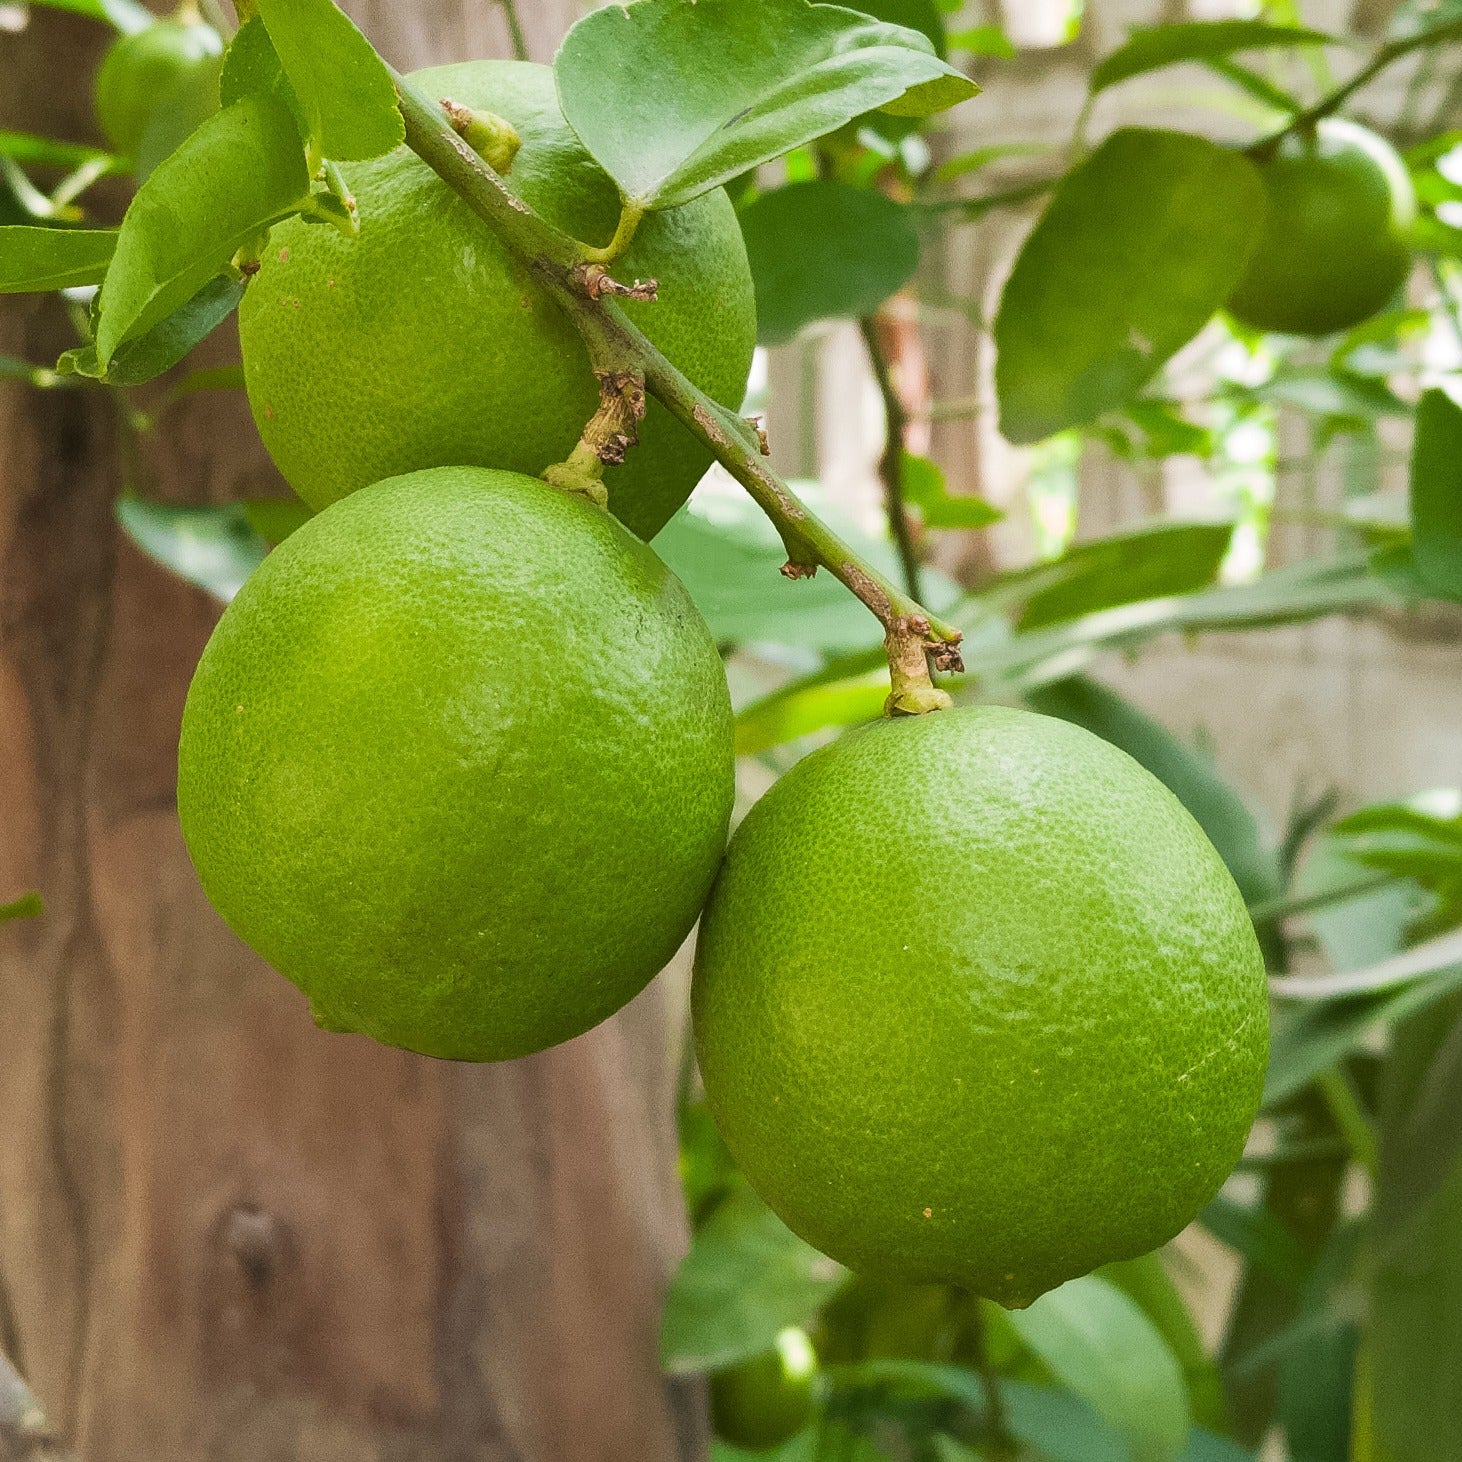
1007 1275 1190 1461
255 0 403 162
1025 675 1281 913
0 893 43 923
994 129 1264 444
0 225 116 292
555 0 978 210
660 1185 848 1374
59 276 243 386
96 92 309 364
830 1360 1133 1462
740 181 920 345
900 453 1002 528
1364 995 1462 1462
0 131 118 170
114 496 268 602
1091 21 1334 95
1410 386 1462 602
1199 1195 1310 1285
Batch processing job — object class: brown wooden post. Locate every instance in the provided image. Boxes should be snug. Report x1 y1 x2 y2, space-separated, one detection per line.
0 4 705 1458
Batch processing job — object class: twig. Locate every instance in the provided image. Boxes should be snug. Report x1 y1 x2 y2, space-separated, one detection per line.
859 315 924 602
1253 18 1462 152
498 0 529 62
391 71 964 690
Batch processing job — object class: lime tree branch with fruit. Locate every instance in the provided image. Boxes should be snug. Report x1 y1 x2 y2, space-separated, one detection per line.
7 0 1462 1458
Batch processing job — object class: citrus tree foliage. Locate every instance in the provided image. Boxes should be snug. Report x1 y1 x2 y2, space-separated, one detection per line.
6 2 1462 1460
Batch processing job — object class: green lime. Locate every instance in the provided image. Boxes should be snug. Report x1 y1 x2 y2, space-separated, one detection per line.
178 467 735 1061
1227 119 1415 337
93 14 223 158
693 706 1268 1308
710 1328 819 1450
238 59 757 540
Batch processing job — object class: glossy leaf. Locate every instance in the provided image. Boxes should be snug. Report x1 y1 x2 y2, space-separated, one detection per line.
1025 676 1280 909
255 0 403 161
1410 386 1462 602
660 1185 847 1374
0 893 43 924
96 93 309 364
740 181 920 345
59 276 244 386
1007 1275 1190 1461
850 0 946 54
114 497 268 602
994 129 1264 444
0 225 116 292
1090 21 1333 95
555 0 978 210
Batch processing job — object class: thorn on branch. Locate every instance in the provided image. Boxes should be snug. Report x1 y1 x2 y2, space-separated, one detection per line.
575 263 659 302
747 415 771 456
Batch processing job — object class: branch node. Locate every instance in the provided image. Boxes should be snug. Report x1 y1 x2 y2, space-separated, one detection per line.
780 561 817 580
575 263 659 302
441 98 522 174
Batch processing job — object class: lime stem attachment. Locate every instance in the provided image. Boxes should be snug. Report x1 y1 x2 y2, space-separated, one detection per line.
540 371 646 510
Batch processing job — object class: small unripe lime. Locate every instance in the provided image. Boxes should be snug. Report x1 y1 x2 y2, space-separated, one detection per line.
693 707 1268 1308
93 16 223 157
710 1328 818 1451
238 59 757 540
1227 119 1415 337
178 467 735 1061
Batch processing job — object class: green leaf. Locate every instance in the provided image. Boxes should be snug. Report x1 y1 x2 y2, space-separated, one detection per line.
848 0 947 55
1090 21 1334 95
96 92 309 365
1008 521 1233 632
947 24 1016 59
27 0 154 32
1410 386 1462 602
831 1360 1133 1462
114 496 269 602
653 485 960 652
0 225 117 292
1101 1255 1226 1434
1199 1195 1310 1285
0 892 43 924
660 1185 848 1374
1007 1275 1190 1462
554 0 978 210
994 129 1264 444
1024 676 1280 910
0 131 119 171
254 0 402 162
900 453 1002 528
1364 995 1462 1462
58 276 243 386
739 181 920 345
220 16 300 114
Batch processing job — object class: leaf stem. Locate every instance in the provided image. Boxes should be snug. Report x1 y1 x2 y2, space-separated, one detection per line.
859 314 924 603
580 202 646 266
498 0 529 62
392 70 964 684
1253 18 1462 151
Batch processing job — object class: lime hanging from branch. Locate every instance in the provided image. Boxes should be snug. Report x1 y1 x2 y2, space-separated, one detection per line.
692 706 1269 1308
177 467 735 1062
238 59 757 540
1227 118 1416 338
